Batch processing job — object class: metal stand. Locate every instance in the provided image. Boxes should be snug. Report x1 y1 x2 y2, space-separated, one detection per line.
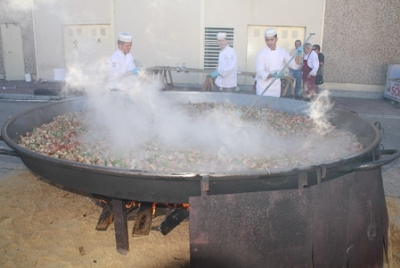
110 199 129 255
189 168 388 267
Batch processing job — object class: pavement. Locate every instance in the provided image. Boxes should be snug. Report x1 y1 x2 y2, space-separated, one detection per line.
1 79 400 196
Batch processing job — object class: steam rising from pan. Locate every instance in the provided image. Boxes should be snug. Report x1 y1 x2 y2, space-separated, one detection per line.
75 78 359 172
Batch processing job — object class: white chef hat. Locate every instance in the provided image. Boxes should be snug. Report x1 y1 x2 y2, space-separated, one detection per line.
216 32 227 40
118 31 132 42
264 28 277 38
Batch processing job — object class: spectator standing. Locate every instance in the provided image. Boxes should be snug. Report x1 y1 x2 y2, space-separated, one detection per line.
312 44 324 85
302 43 319 98
289 40 304 97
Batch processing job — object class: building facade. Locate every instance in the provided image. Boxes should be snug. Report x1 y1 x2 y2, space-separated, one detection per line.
0 0 399 94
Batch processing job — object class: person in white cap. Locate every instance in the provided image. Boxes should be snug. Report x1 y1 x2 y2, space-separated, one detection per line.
208 32 238 92
108 31 140 90
255 28 302 97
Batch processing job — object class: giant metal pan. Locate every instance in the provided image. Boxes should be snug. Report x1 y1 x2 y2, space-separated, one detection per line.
1 92 399 203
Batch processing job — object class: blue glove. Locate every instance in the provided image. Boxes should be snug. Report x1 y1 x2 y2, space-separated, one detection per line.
131 67 141 75
296 46 303 54
209 71 219 78
272 72 283 78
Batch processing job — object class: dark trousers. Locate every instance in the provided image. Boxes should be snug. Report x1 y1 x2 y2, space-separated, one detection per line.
289 69 302 96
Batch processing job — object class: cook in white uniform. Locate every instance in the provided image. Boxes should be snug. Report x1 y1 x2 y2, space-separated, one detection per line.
255 28 302 97
108 31 140 90
209 32 238 92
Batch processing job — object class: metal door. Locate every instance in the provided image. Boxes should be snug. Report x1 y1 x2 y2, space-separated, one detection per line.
1 24 25 81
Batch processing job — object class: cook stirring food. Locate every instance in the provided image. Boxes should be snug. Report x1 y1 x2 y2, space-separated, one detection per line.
108 31 141 91
255 28 302 97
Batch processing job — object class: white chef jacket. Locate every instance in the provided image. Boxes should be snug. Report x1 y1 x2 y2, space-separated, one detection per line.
255 46 299 97
108 49 136 90
303 50 319 76
215 45 238 88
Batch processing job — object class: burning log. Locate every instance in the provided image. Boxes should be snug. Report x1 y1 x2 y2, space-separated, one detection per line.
95 197 138 231
132 202 154 236
95 203 113 231
159 207 189 235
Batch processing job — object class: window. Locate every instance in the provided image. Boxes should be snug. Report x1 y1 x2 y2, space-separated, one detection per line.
204 27 234 70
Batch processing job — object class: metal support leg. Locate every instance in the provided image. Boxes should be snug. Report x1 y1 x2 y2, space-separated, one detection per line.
111 198 129 255
167 70 174 87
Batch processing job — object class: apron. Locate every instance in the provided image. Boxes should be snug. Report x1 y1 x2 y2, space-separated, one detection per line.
302 55 316 96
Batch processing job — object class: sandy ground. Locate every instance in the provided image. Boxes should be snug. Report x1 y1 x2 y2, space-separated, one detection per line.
1 86 400 267
1 170 400 267
0 171 190 268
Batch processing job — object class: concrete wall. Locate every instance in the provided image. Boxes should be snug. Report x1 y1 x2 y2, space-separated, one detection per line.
115 0 203 66
113 0 203 83
322 0 400 92
203 0 325 84
114 0 325 84
33 0 112 80
1 0 399 93
0 0 326 83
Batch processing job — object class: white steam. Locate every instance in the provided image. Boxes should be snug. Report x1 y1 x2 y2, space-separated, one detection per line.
306 90 335 135
82 78 289 160
73 73 360 173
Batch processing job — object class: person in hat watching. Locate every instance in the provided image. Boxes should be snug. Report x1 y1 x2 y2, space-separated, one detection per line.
108 31 140 91
255 28 302 97
208 32 238 92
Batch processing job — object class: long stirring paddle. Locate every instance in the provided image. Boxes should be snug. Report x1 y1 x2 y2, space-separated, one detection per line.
243 33 315 117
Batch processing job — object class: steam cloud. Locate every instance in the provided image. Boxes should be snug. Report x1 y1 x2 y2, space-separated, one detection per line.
307 90 335 135
82 78 289 158
71 73 360 173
